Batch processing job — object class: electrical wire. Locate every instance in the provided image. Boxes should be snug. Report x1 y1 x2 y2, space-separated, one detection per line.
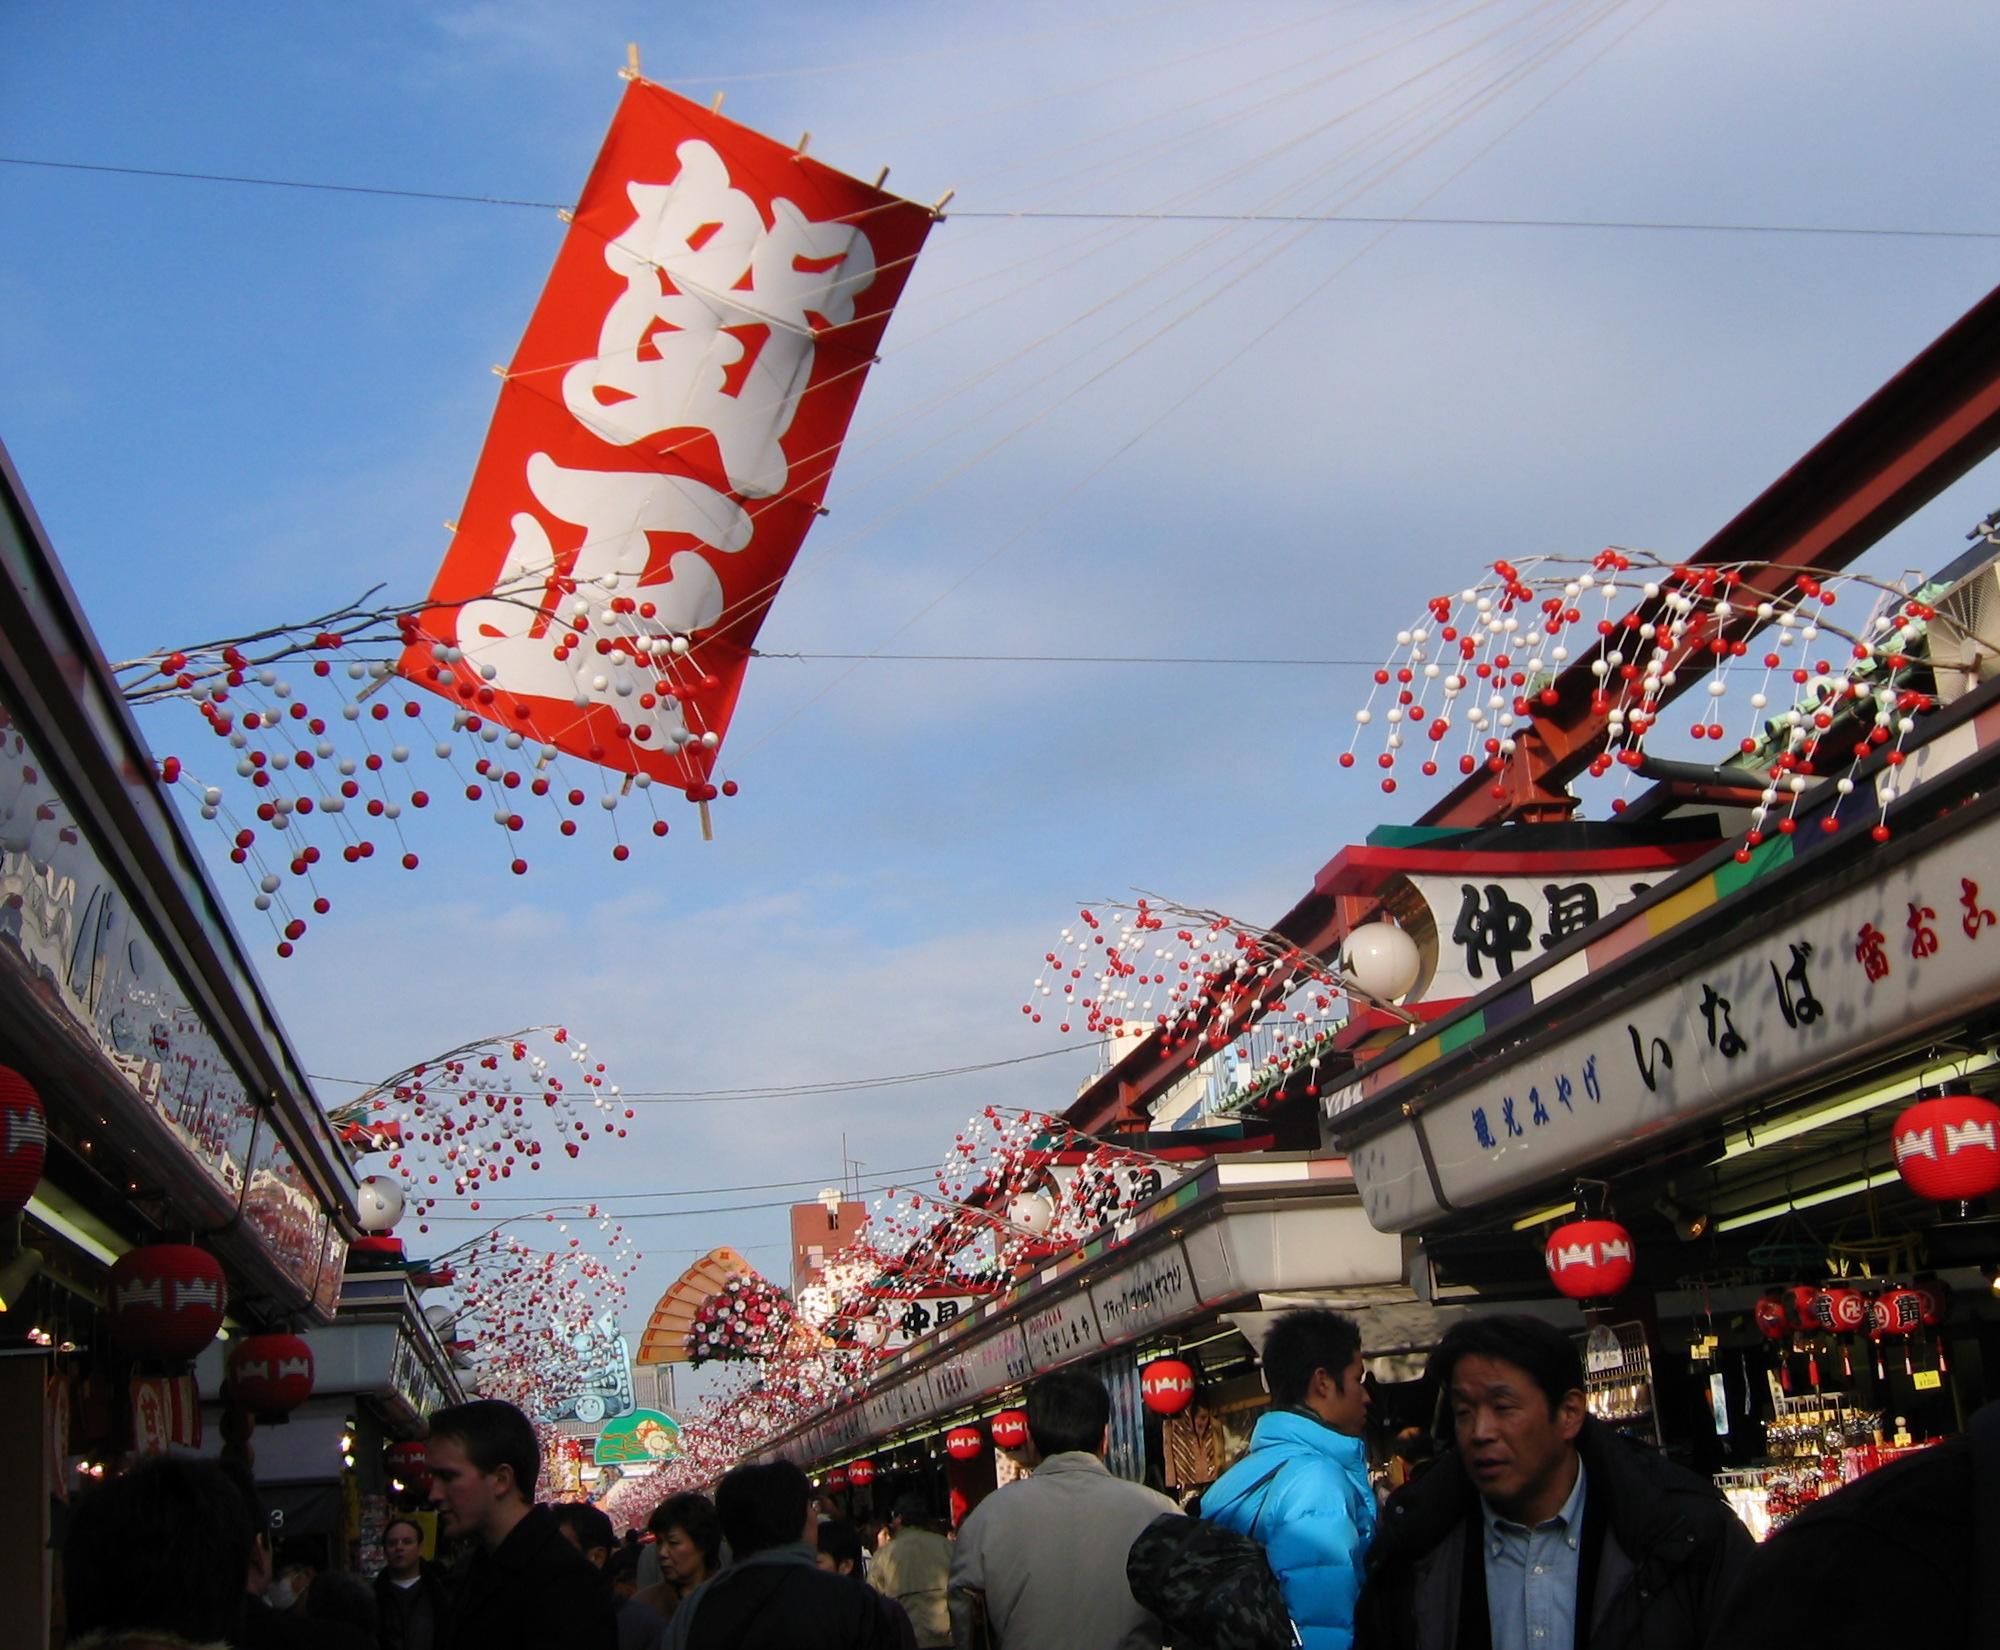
1 157 1985 240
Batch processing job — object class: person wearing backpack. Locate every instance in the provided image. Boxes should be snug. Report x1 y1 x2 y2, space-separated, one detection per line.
1354 1315 1750 1650
1204 1309 1376 1650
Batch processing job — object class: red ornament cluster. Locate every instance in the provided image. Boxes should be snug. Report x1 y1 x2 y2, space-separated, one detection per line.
685 1272 795 1366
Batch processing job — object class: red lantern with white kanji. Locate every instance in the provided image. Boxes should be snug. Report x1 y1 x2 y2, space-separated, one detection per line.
991 1409 1029 1450
1141 1358 1197 1416
847 1458 876 1488
386 1438 430 1494
1892 1092 2000 1201
1811 1285 1867 1335
110 1245 227 1361
1543 1220 1635 1300
825 1464 849 1491
1753 1292 1794 1341
227 1332 314 1417
946 1426 984 1461
0 1066 47 1219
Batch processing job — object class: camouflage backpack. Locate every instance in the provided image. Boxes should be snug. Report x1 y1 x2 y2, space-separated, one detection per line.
1125 1465 1299 1650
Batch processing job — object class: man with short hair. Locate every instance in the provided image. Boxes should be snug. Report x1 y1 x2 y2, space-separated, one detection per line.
552 1500 666 1650
375 1514 452 1650
426 1397 617 1650
948 1369 1178 1650
64 1456 253 1646
869 1492 952 1647
666 1459 914 1649
1355 1314 1751 1650
1204 1308 1376 1650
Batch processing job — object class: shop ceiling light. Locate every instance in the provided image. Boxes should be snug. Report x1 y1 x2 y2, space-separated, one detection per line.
24 1191 124 1266
1722 1054 1999 1162
1508 1200 1578 1233
1713 1167 1903 1233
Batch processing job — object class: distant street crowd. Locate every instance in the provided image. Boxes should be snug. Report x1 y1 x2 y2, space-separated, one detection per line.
59 1311 1989 1649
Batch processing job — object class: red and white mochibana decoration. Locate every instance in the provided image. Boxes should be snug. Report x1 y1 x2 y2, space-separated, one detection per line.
1341 549 1941 848
326 1026 630 1235
116 74 932 961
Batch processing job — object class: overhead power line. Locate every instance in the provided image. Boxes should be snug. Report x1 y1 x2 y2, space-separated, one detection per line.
2 156 1992 242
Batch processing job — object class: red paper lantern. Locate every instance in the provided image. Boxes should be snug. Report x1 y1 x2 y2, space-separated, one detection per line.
1787 1285 1820 1330
1752 1293 1794 1341
1913 1277 1951 1328
110 1245 227 1360
0 1066 47 1219
825 1464 849 1491
990 1409 1029 1450
1543 1219 1635 1300
946 1425 984 1461
1811 1285 1867 1335
227 1332 314 1416
847 1458 876 1488
1868 1288 1926 1341
386 1438 430 1493
1892 1092 2000 1201
1141 1358 1197 1416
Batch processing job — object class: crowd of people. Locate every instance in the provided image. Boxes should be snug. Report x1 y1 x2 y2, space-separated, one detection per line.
57 1310 1996 1649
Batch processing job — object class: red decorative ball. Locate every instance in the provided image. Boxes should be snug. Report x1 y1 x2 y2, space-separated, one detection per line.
1892 1092 2000 1201
946 1426 984 1461
1141 1357 1197 1416
110 1244 227 1360
846 1458 876 1488
990 1409 1029 1450
228 1332 315 1416
1752 1293 1794 1341
0 1066 47 1219
1543 1219 1635 1300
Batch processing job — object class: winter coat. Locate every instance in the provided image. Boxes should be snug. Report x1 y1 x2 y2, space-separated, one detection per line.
376 1565 453 1650
667 1542 916 1650
444 1504 618 1650
1354 1420 1751 1650
870 1526 953 1647
1204 1408 1377 1650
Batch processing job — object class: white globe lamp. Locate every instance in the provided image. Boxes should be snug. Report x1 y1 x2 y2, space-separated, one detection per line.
356 1175 405 1232
1340 921 1422 1003
1006 1190 1056 1235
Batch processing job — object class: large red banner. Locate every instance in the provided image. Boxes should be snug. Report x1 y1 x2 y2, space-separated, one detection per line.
398 81 934 796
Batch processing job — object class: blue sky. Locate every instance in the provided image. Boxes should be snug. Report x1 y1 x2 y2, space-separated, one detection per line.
7 0 2000 1402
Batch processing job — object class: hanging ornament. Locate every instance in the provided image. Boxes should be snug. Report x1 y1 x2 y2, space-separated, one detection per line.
356 1176 405 1233
0 1066 47 1219
227 1333 315 1419
945 1426 984 1461
386 1438 431 1495
825 1464 849 1491
990 1409 1030 1450
1141 1358 1198 1416
1544 1219 1635 1300
847 1458 876 1488
110 1245 228 1361
1892 1092 2000 1201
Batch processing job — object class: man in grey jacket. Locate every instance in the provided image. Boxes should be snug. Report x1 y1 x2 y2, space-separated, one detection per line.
948 1370 1177 1650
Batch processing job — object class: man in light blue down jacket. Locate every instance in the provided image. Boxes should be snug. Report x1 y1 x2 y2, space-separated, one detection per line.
1204 1309 1375 1650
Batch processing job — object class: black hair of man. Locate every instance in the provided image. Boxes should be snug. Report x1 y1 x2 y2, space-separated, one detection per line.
1425 1313 1586 1419
425 1397 541 1503
1259 1307 1364 1408
1025 1368 1112 1458
890 1489 938 1530
550 1499 617 1555
303 1570 380 1636
648 1490 723 1568
715 1459 813 1557
817 1516 866 1575
64 1456 253 1643
382 1514 426 1548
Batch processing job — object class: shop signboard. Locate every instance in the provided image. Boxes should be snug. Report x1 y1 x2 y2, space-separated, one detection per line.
1024 1292 1103 1368
1090 1241 1198 1347
536 1322 636 1424
928 1324 1034 1412
1339 805 2000 1230
593 1408 680 1467
1403 871 1663 1001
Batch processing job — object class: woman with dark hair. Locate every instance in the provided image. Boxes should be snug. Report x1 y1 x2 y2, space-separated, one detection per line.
374 1516 452 1650
633 1494 721 1624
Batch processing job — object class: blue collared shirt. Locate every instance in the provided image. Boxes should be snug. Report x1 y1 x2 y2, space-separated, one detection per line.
1481 1461 1586 1650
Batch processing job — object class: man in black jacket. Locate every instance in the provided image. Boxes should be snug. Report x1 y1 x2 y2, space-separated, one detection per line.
375 1514 453 1650
667 1460 915 1650
1356 1315 1750 1650
427 1398 617 1650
